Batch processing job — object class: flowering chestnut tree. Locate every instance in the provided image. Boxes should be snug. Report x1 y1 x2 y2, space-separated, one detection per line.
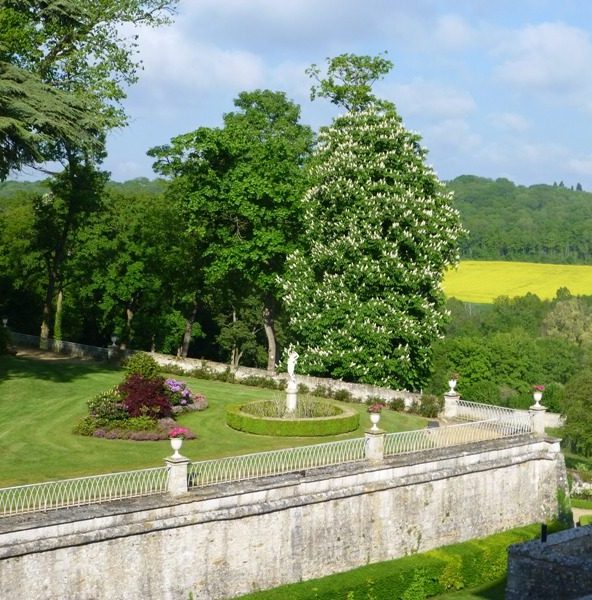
280 55 463 390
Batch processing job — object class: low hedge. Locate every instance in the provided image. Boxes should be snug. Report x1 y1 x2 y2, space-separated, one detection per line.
226 401 359 436
238 522 566 599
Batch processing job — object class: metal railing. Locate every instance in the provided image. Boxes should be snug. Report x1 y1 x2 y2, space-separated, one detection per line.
383 418 528 457
0 401 533 517
0 466 169 518
187 437 366 489
456 399 532 435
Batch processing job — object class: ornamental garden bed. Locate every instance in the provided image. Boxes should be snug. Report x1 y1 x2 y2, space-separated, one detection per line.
73 353 207 441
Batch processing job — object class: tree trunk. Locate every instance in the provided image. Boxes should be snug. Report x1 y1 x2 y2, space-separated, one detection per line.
263 305 276 373
230 307 243 370
178 296 199 358
40 267 56 350
121 306 134 350
53 288 64 342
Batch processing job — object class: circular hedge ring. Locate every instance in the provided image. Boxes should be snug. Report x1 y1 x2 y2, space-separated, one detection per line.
225 399 359 437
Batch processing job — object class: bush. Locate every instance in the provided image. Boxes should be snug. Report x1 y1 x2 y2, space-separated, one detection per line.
313 385 333 398
239 375 281 389
73 416 99 436
418 394 443 418
226 402 359 437
333 389 353 402
118 374 172 418
87 387 126 421
389 397 406 412
123 352 161 380
408 394 443 418
462 380 500 405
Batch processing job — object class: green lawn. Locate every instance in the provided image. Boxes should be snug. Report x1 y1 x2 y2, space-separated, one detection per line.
443 260 592 303
0 354 426 486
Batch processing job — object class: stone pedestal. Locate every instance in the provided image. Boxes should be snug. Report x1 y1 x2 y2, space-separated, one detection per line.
442 391 460 420
286 379 298 413
165 456 190 496
529 403 547 436
365 430 384 461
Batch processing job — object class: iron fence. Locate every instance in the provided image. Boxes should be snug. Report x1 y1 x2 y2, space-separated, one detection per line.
456 399 532 435
188 437 367 489
0 466 169 518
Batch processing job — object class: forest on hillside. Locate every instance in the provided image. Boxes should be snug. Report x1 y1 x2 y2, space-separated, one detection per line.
7 174 592 265
449 175 592 264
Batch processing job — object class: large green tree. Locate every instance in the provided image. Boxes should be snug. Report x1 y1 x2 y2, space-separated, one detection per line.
0 0 177 345
150 89 314 369
280 55 464 389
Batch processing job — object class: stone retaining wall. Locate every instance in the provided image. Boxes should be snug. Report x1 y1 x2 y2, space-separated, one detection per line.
0 436 566 600
506 525 592 599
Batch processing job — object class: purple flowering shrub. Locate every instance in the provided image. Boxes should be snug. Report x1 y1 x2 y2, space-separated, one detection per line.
164 378 208 412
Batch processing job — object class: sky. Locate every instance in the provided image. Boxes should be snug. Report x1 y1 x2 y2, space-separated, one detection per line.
52 0 592 188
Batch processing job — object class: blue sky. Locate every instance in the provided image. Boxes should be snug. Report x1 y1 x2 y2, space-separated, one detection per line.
86 1 592 188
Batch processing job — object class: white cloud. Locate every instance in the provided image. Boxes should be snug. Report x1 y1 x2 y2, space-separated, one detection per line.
434 15 477 50
494 22 592 94
136 26 265 91
388 80 476 120
490 112 531 132
425 118 481 151
566 156 592 176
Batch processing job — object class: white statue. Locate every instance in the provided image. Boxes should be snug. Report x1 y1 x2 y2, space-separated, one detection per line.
287 348 299 382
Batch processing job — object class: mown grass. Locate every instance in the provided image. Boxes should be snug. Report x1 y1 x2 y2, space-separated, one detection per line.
0 354 426 486
443 260 592 303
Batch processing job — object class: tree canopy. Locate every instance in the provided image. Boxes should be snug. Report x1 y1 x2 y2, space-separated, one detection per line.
150 89 314 368
281 55 463 389
0 0 178 176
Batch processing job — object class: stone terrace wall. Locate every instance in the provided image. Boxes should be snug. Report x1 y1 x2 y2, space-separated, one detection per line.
0 437 565 600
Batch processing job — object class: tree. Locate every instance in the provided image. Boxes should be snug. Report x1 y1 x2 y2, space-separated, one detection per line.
0 61 99 179
1 0 178 345
562 369 592 456
543 298 592 347
33 162 107 346
280 55 464 389
70 190 180 349
306 52 393 111
150 89 313 369
0 0 178 168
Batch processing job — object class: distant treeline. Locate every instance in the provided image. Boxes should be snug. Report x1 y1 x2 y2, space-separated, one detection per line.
6 174 592 265
449 175 592 264
0 177 166 200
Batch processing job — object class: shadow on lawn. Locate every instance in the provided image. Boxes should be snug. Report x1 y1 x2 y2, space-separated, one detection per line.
0 353 120 383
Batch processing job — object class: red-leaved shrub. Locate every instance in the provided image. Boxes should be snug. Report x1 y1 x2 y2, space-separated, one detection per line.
118 374 172 419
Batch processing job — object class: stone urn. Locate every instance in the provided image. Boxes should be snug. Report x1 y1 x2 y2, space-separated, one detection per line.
170 437 183 459
369 412 381 431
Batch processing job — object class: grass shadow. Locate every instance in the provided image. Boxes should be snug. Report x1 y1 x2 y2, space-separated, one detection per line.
0 353 121 383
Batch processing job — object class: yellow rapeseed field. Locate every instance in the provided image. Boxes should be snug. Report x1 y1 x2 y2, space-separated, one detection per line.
443 260 592 303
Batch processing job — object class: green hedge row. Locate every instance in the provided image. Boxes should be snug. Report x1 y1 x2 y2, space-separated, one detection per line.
238 522 565 599
225 402 359 437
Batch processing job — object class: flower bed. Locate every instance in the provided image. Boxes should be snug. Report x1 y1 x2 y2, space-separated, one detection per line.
74 353 206 440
